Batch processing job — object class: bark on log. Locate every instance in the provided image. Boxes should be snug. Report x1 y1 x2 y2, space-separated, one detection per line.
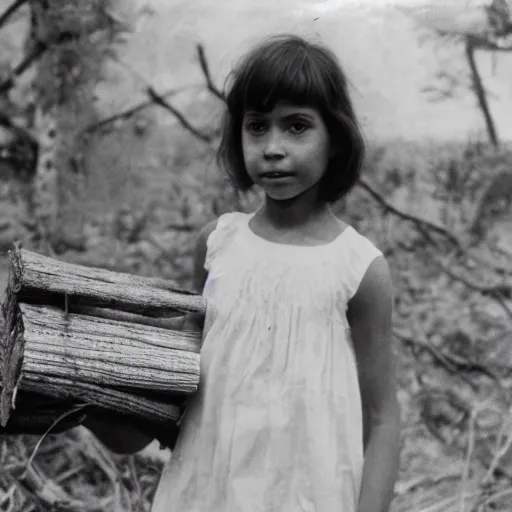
1 302 198 426
1 244 205 429
69 306 195 330
8 244 206 315
21 304 200 390
20 374 183 425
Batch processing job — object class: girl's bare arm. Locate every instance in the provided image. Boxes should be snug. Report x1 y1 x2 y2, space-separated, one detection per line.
347 256 401 512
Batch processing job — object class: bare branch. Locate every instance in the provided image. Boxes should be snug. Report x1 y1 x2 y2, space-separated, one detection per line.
146 86 213 142
395 328 505 393
196 43 225 101
492 294 512 321
435 256 512 320
83 85 202 134
0 0 28 31
85 48 221 143
357 178 464 249
396 3 512 52
0 41 47 94
458 405 481 511
436 258 512 298
465 39 499 147
484 408 512 484
356 179 512 303
0 111 38 145
395 329 477 391
397 1 511 147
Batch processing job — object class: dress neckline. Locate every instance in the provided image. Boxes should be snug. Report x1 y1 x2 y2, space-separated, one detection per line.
243 211 353 250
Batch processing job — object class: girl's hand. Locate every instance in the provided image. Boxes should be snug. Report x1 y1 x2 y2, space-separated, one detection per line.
83 411 156 454
182 311 205 332
83 404 186 454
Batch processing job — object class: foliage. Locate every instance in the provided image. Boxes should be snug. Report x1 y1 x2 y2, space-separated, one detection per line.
1 132 511 510
349 140 512 512
400 0 512 148
0 2 511 509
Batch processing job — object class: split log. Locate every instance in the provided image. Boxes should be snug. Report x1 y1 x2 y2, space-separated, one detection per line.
7 244 205 316
0 244 205 431
20 304 199 392
1 303 198 427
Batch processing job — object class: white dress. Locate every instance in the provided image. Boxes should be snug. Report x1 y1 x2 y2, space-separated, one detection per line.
151 211 383 512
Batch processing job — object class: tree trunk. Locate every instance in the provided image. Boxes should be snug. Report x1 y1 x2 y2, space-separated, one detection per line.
465 39 500 148
27 0 122 252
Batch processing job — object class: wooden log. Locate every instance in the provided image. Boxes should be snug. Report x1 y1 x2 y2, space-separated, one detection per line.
68 305 203 331
7 244 206 316
20 374 183 425
1 270 25 427
0 382 185 435
1 246 205 427
22 304 200 388
1 302 199 426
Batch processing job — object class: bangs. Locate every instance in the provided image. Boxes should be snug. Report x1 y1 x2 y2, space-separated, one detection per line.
228 42 332 115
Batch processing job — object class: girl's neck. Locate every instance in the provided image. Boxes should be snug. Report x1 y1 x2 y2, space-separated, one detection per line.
259 189 332 230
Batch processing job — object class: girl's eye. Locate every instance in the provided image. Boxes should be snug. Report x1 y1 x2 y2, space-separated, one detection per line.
246 121 265 134
289 122 308 134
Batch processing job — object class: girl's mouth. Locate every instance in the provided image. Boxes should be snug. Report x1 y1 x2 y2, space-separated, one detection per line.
260 171 294 180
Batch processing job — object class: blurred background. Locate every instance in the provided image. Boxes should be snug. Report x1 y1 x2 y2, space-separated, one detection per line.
0 0 511 510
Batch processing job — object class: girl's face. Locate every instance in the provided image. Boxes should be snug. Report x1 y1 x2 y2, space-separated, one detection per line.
241 102 332 202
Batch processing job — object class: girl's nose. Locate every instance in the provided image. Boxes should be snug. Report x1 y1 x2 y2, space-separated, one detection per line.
263 130 285 159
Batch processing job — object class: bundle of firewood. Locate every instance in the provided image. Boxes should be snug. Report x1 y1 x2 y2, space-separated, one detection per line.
0 243 205 443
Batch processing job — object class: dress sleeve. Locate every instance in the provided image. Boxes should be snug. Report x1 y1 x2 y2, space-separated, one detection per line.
345 231 384 301
204 212 244 272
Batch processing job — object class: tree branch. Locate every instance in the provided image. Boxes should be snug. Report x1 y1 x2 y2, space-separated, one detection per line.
434 256 512 320
146 86 213 142
85 49 220 144
83 85 201 134
196 43 225 102
0 111 38 146
0 0 28 31
356 178 512 304
357 178 464 249
436 258 512 298
395 328 505 395
395 329 481 393
465 39 499 147
0 41 47 95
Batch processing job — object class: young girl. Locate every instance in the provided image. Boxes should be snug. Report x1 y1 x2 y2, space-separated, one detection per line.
87 33 401 512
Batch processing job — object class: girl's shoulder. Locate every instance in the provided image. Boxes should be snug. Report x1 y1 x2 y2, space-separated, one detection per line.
340 223 384 300
203 211 248 271
344 223 382 256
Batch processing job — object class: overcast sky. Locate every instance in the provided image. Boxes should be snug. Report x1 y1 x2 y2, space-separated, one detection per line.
2 0 507 143
109 0 511 143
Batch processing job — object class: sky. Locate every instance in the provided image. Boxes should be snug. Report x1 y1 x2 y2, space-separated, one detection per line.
104 0 511 143
1 0 509 142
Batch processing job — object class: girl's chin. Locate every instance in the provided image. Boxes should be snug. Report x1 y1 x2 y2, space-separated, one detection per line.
263 187 298 200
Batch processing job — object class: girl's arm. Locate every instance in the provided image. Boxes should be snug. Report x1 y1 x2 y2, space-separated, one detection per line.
347 256 401 512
